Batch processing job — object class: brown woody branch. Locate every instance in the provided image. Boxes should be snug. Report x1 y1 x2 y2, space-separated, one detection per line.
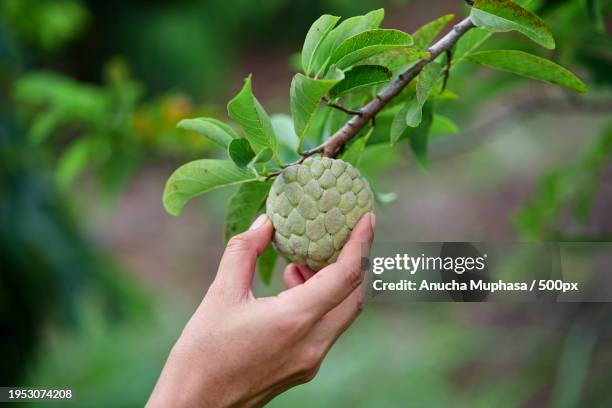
441 49 452 91
266 17 474 178
322 96 363 116
304 17 475 158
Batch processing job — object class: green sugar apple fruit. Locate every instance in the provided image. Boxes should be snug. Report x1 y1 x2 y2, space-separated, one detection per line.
266 157 373 271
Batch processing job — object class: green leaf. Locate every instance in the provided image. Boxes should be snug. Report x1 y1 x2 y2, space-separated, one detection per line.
290 68 344 149
384 80 417 110
470 0 555 49
258 244 278 285
55 137 92 186
412 14 454 50
453 28 493 65
341 127 374 167
329 65 391 98
252 147 273 164
311 107 335 146
407 62 442 127
177 117 238 148
323 106 350 144
360 48 428 74
388 100 435 161
364 107 398 145
227 75 279 158
467 50 587 93
224 180 272 242
374 190 397 205
271 114 300 163
329 29 413 69
163 159 257 216
228 138 256 167
301 14 340 75
430 114 459 136
390 100 413 146
312 9 385 76
409 102 434 169
435 88 460 101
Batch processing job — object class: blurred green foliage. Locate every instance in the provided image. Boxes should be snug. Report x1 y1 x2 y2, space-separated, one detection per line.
14 59 216 194
515 122 612 240
0 118 149 386
21 299 179 408
507 0 612 241
1 0 89 51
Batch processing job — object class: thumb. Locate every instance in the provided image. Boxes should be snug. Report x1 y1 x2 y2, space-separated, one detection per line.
215 214 273 296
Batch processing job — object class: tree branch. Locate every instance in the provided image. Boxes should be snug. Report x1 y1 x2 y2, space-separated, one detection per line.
441 49 452 91
322 96 363 116
305 17 475 158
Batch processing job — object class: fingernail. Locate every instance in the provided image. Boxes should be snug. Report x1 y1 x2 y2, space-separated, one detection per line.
249 214 268 230
370 212 376 231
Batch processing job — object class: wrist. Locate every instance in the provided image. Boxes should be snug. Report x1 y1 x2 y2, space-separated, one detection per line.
149 333 266 408
147 341 221 408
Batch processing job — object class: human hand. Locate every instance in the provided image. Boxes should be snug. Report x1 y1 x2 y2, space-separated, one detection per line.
147 212 375 408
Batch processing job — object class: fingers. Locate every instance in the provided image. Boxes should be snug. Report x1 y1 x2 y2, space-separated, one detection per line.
283 264 315 289
284 263 364 343
314 282 364 342
283 264 304 289
296 264 315 281
281 212 375 321
214 214 273 295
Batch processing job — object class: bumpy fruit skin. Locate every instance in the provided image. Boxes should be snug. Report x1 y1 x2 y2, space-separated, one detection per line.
266 157 373 271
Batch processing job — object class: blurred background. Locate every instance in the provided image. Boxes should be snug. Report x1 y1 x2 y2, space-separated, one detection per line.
1 0 611 406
